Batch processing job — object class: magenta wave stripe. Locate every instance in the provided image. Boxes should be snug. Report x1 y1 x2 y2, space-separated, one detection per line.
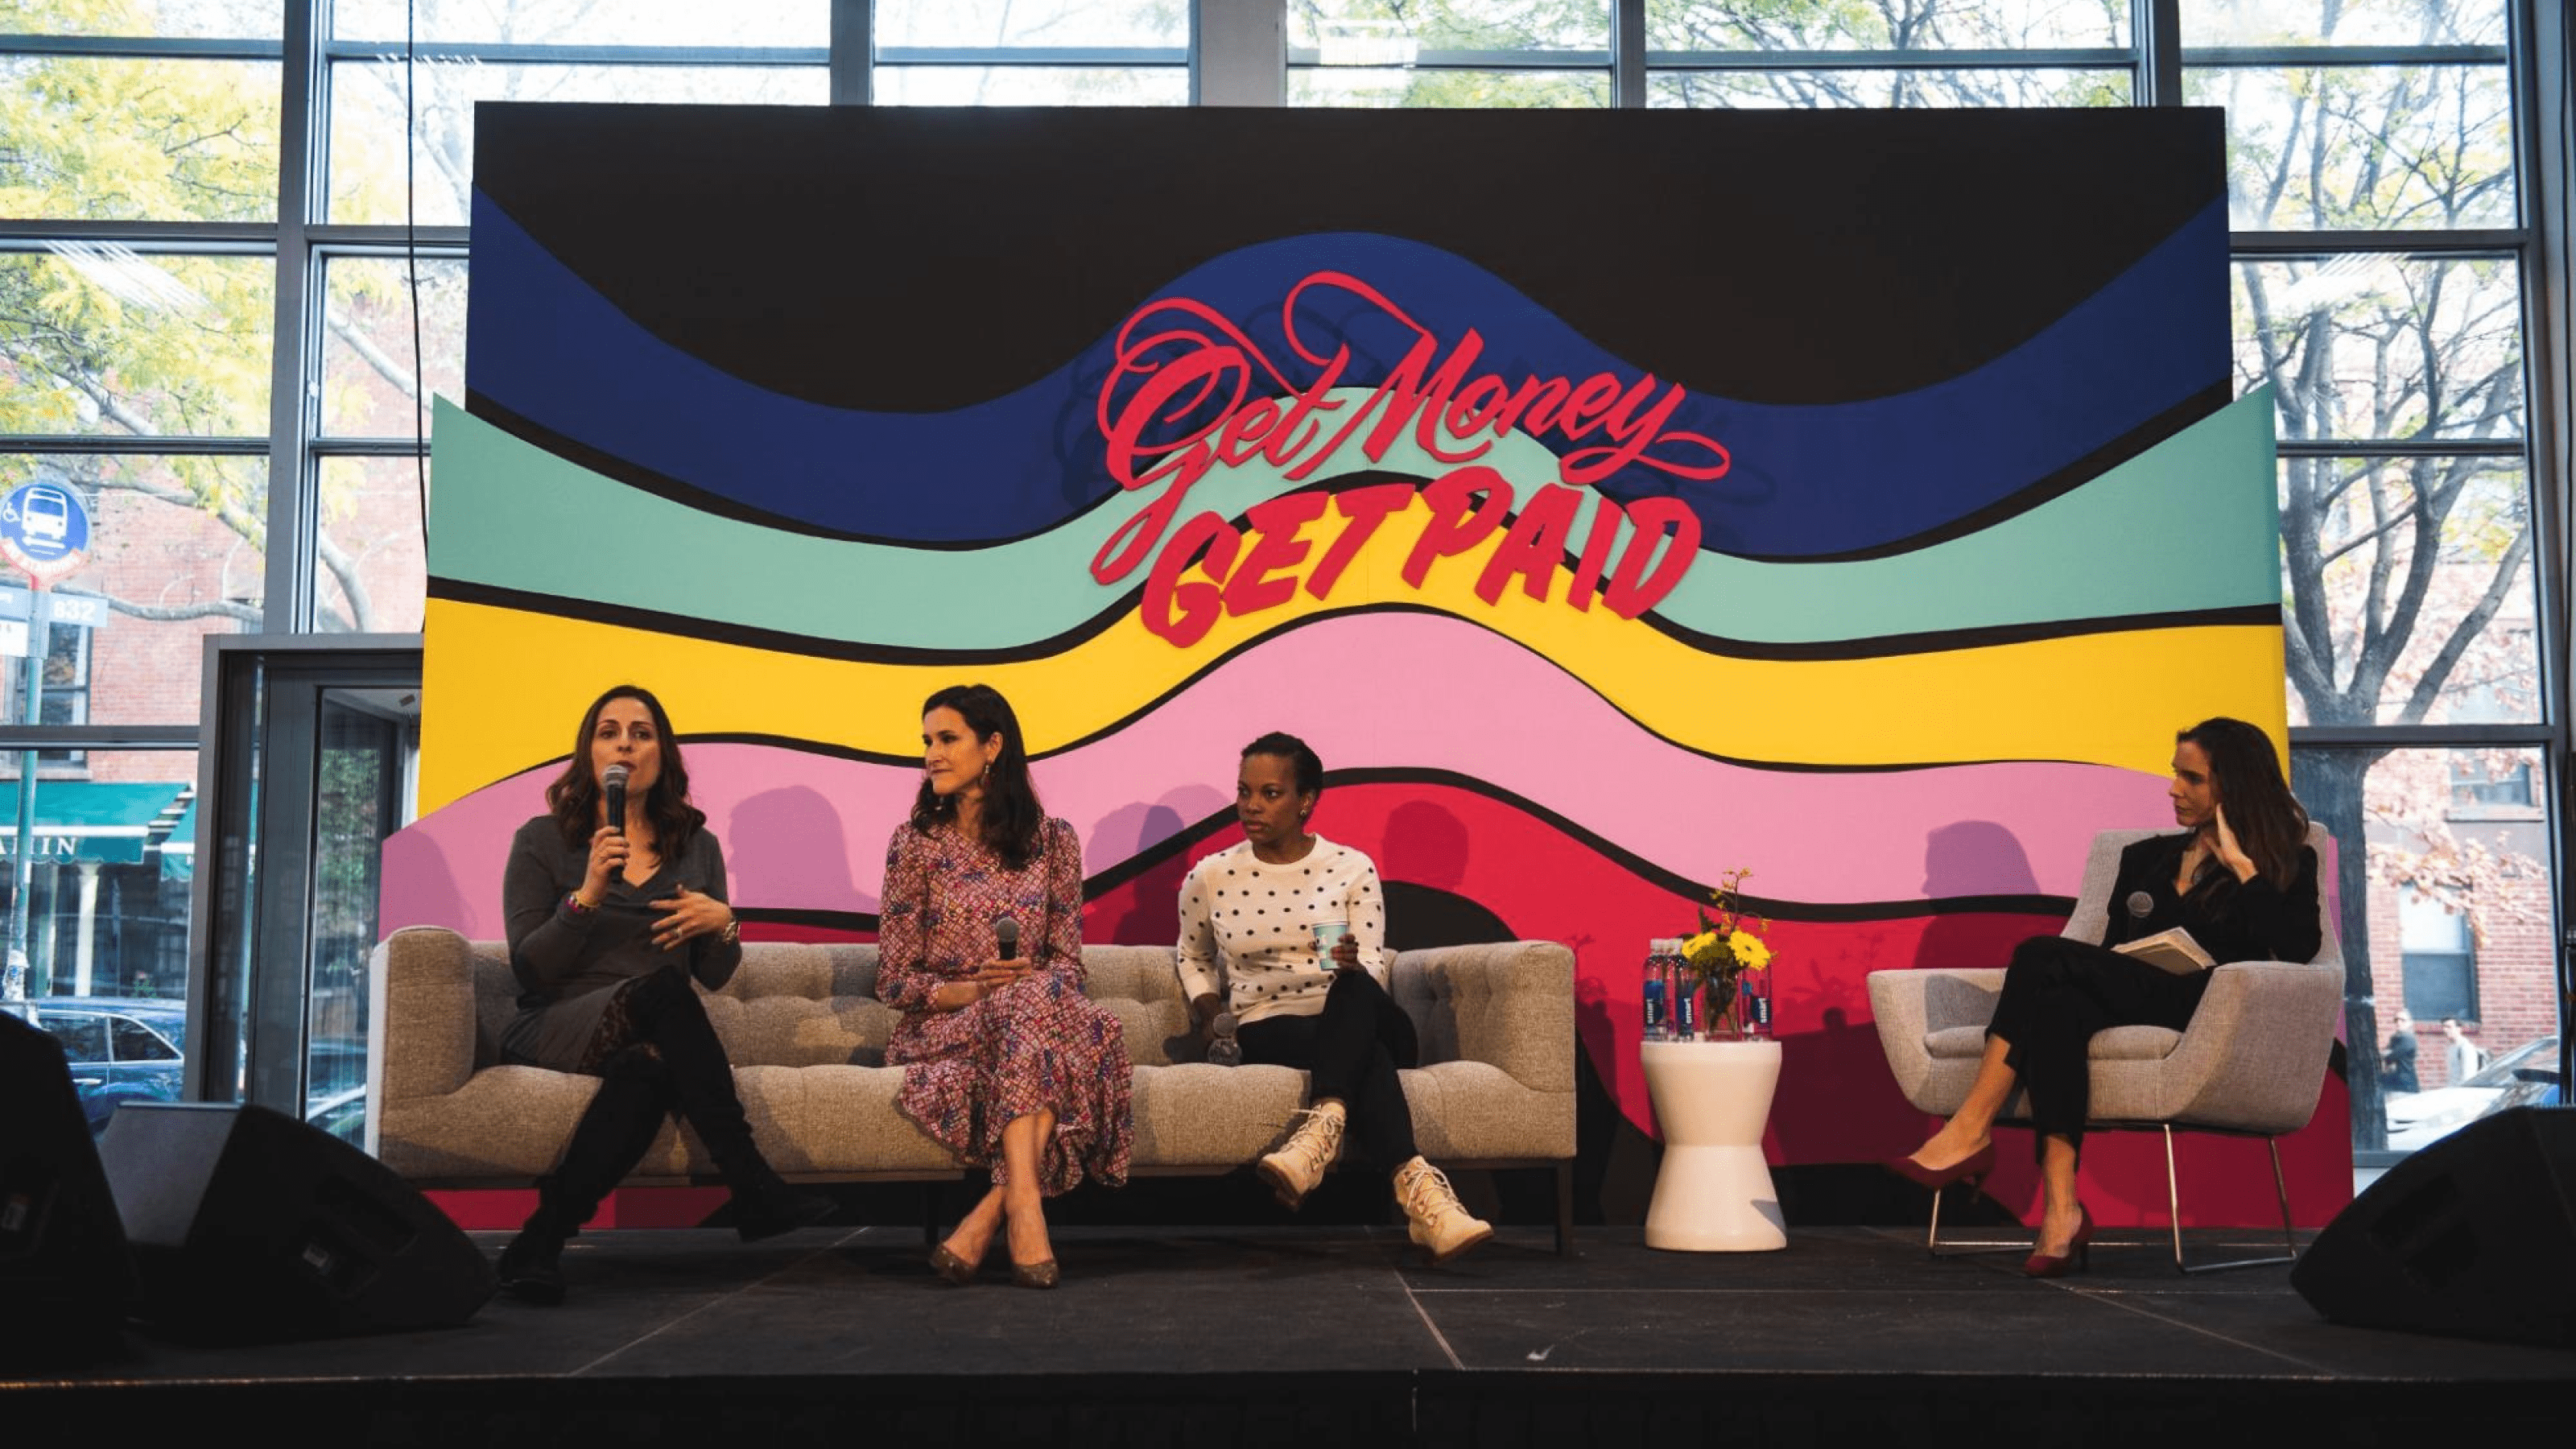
379 617 2172 941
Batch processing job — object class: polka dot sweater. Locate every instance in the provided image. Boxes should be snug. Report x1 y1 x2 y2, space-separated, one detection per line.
1174 836 1389 1027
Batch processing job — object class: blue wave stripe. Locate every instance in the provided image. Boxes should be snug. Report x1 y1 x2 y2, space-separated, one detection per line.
464 197 2227 559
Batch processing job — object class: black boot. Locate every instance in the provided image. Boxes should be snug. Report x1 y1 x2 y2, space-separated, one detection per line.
496 1206 571 1306
730 1173 836 1242
497 1046 675 1305
628 972 834 1241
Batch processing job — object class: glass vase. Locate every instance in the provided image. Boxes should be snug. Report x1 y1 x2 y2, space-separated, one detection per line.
1703 976 1740 1038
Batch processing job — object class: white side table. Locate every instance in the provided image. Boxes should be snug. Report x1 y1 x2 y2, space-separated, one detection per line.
1641 1038 1787 1251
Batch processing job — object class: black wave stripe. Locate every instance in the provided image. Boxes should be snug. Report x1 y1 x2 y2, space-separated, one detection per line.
1643 603 2285 661
686 732 914 768
1731 381 2237 564
442 736 914 801
427 574 1144 667
1077 765 2075 924
464 391 1129 551
737 906 880 934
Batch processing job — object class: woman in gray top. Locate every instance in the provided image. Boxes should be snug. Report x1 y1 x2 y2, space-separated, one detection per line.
493 683 827 1303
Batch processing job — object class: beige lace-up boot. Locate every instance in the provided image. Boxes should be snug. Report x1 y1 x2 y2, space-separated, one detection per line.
1394 1156 1494 1265
1257 1100 1347 1208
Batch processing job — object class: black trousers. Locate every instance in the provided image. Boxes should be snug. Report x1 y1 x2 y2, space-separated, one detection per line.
1988 935 2211 1154
542 968 768 1228
1236 971 1421 1171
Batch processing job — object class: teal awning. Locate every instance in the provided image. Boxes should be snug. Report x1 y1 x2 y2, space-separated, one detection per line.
159 796 196 881
0 781 188 865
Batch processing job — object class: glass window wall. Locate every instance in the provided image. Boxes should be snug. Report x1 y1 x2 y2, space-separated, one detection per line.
0 2 2557 1166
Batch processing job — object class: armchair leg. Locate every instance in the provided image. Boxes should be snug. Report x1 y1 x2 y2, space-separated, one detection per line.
1924 1183 2035 1257
2166 1128 2301 1274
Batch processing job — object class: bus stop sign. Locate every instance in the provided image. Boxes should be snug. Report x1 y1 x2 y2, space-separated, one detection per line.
0 481 93 586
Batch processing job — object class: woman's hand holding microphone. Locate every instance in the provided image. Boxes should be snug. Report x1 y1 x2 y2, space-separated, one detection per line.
931 914 1038 1011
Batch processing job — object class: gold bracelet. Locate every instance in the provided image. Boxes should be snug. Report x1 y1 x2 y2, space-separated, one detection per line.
718 918 741 945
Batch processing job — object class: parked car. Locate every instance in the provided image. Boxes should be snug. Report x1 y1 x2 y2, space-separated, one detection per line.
305 1083 368 1146
27 996 186 1133
2385 1033 2562 1151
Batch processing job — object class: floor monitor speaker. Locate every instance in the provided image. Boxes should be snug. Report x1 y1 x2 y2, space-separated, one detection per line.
0 1009 134 1360
97 1100 494 1342
2291 1105 2575 1348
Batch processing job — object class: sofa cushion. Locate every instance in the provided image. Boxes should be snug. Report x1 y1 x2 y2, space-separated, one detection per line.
373 930 1577 1184
1925 1023 2182 1062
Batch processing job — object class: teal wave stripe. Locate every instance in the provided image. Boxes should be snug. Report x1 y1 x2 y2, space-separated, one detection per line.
427 387 2276 652
1658 387 2281 642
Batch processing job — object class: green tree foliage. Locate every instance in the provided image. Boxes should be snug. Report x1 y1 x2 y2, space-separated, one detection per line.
2209 0 2530 1146
1 2 281 623
1293 0 1612 106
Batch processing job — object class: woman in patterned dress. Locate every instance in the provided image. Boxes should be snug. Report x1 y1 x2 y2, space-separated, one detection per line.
878 683 1133 1288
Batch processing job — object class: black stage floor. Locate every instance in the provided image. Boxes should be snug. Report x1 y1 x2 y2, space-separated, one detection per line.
10 1225 2569 1445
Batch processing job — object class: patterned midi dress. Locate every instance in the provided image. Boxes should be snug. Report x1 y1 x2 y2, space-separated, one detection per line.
877 815 1133 1195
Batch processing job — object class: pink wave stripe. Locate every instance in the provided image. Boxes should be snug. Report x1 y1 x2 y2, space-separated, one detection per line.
380 615 2173 940
1042 613 2175 896
377 753 919 942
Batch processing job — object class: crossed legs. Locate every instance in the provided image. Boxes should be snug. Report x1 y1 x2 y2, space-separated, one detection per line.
1901 934 2206 1259
1904 1033 2086 1257
938 1108 1060 1275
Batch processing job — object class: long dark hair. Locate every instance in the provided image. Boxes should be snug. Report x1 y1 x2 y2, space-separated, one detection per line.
910 683 1044 870
2178 716 2310 893
545 683 705 857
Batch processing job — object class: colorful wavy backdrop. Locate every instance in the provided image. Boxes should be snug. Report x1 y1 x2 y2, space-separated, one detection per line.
386 105 2347 1227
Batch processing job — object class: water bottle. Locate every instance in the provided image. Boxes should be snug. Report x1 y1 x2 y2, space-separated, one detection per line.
1670 953 1699 1041
1641 941 1670 1042
1206 1010 1242 1066
1740 964 1772 1039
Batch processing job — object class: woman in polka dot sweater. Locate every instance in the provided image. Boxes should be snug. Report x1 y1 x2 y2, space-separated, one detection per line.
1175 732 1493 1264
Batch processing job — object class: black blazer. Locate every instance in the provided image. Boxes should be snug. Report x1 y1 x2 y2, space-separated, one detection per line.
2098 832 2322 965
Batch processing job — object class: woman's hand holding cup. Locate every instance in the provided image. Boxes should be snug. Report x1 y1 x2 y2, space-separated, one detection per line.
1313 921 1356 972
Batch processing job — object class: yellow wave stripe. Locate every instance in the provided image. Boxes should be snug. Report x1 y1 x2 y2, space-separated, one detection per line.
420 491 2284 809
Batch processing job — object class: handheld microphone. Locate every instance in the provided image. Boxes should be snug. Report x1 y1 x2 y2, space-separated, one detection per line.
2124 890 2154 923
993 914 1020 961
602 763 630 835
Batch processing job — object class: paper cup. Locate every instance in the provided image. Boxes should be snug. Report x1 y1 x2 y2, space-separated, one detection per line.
1311 921 1352 965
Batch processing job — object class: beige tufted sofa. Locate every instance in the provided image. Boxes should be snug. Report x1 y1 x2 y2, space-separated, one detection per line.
366 927 1577 1245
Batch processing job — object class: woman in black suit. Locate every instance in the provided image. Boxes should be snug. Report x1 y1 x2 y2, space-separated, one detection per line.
493 683 828 1303
1886 717 2322 1276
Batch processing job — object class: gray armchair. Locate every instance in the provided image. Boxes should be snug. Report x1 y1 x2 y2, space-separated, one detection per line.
1866 824 2345 1272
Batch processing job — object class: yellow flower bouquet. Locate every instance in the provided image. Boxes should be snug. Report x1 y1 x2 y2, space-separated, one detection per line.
1678 867 1776 1037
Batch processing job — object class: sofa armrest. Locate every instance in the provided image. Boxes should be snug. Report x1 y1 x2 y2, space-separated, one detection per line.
1406 940 1574 1096
369 925 481 1114
2161 960 2344 1133
1867 968 2004 1108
